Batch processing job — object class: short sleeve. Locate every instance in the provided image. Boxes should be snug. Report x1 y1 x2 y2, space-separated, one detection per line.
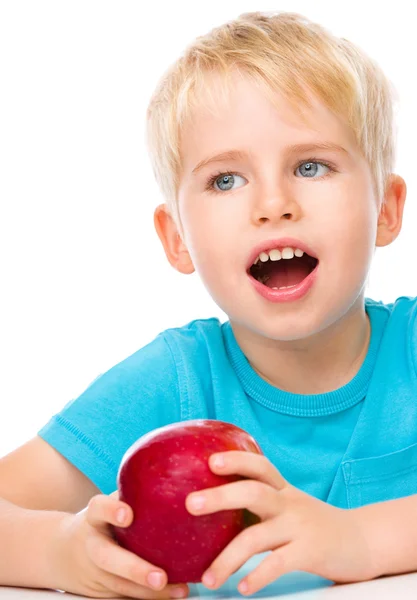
412 299 417 380
38 333 181 494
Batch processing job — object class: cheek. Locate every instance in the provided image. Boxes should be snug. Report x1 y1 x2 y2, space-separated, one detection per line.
182 214 244 296
344 196 377 252
182 213 224 273
182 200 236 261
324 199 377 281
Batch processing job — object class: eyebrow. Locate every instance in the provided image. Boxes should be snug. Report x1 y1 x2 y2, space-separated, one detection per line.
191 143 350 175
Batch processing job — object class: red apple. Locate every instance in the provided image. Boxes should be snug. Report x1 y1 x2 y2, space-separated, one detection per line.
113 419 263 583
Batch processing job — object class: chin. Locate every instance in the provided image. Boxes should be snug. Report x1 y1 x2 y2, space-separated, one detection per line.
231 311 323 343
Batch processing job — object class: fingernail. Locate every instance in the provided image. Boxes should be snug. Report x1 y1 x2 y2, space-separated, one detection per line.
116 508 126 524
170 587 187 598
212 454 225 468
238 580 249 594
190 495 205 510
202 571 216 587
148 571 164 589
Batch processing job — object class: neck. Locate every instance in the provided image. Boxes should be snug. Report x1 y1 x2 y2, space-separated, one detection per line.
230 296 371 395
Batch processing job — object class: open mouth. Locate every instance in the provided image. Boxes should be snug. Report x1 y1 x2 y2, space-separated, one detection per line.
248 253 319 289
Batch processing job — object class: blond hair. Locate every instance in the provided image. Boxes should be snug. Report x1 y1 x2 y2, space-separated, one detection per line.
146 11 398 229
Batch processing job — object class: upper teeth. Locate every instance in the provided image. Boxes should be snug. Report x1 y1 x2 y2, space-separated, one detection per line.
253 247 304 265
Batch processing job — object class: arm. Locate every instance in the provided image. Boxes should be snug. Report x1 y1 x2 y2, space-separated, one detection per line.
0 496 67 588
0 435 99 588
0 436 100 512
354 494 417 578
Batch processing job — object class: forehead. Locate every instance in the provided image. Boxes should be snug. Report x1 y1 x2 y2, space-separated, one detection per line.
179 71 359 172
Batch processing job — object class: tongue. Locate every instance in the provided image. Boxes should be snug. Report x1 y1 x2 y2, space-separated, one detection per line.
265 260 312 289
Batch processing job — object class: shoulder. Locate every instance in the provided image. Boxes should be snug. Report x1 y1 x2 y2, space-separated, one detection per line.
366 295 417 322
161 317 225 355
366 295 417 372
92 318 222 376
83 318 226 396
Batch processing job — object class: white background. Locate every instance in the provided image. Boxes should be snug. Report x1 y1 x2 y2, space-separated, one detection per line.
0 1 415 456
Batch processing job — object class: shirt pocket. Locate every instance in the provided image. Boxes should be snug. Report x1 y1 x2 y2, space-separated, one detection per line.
342 441 417 509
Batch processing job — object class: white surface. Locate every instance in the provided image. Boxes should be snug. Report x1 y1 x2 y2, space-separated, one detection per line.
1 572 417 599
1 554 417 599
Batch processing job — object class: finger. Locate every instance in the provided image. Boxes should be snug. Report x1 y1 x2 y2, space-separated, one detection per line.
186 479 282 520
86 493 134 531
209 451 288 490
99 569 189 599
237 542 302 596
86 534 171 592
201 517 290 590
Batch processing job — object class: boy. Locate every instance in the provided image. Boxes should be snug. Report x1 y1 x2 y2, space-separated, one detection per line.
0 9 415 599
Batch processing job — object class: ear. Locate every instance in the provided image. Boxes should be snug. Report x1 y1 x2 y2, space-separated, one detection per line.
153 204 195 274
375 174 407 248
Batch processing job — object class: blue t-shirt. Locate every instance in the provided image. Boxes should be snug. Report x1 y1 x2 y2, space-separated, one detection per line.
38 296 417 509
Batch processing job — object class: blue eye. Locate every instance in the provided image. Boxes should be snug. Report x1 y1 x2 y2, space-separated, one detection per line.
206 172 247 193
216 174 234 191
205 160 335 194
295 161 332 178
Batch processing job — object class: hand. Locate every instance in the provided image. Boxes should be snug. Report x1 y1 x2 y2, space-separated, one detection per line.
50 491 189 599
185 452 377 595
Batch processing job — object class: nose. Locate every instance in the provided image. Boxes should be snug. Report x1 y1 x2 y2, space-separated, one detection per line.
250 183 301 226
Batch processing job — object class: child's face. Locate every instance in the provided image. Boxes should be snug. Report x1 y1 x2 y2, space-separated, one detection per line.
175 73 382 341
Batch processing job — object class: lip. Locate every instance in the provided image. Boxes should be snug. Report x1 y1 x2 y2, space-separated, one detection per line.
248 261 319 303
246 237 318 271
